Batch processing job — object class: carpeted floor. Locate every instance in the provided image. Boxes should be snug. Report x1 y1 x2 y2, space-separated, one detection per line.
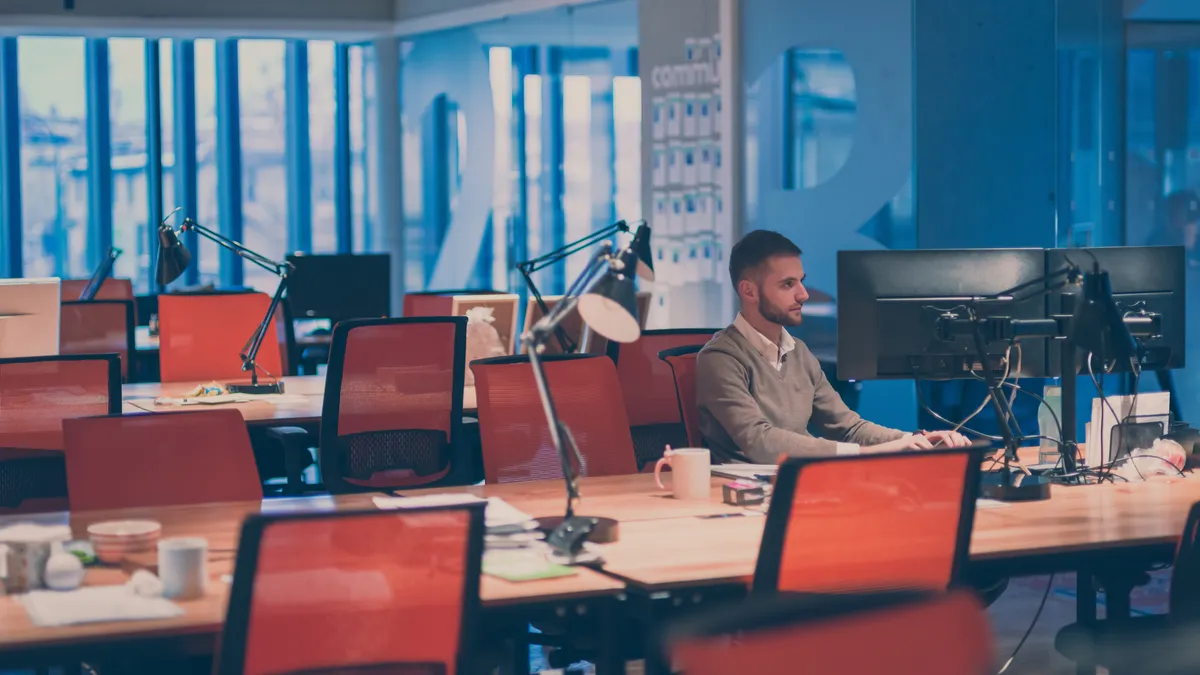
973 570 1168 675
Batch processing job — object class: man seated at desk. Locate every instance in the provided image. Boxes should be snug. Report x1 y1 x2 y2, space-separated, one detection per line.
696 230 970 464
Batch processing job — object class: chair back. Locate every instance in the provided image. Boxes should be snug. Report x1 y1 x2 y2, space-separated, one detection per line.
0 355 121 451
59 278 134 303
61 409 262 510
216 504 485 675
658 345 704 449
470 354 637 483
608 330 713 468
753 448 981 594
320 317 467 492
158 292 284 383
60 300 136 381
1170 501 1200 620
0 354 120 513
667 589 991 675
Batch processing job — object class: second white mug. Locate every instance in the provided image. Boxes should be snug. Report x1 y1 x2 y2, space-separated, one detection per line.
158 537 208 600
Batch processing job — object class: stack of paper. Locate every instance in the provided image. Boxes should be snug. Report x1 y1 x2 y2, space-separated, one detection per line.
372 494 541 537
711 464 777 481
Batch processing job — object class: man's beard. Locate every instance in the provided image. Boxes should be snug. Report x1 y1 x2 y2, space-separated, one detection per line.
758 290 802 327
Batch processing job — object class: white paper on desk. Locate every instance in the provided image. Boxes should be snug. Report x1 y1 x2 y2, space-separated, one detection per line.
1086 391 1171 467
18 587 183 627
975 499 1012 510
711 464 777 480
372 495 536 530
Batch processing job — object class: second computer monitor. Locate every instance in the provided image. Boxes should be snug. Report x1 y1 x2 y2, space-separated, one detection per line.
0 278 62 358
285 253 391 323
837 249 1048 381
1045 245 1186 375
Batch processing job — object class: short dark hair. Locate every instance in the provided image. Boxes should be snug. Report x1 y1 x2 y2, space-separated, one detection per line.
728 230 802 290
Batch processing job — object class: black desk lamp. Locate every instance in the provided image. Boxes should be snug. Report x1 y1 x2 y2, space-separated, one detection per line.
517 220 653 353
155 209 293 395
525 239 644 558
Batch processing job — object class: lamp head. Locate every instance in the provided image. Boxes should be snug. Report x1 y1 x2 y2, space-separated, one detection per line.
1070 266 1136 363
155 222 191 286
629 223 655 282
577 248 641 344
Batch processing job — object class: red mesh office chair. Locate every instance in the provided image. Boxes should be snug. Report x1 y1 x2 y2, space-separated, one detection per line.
607 330 714 469
667 589 992 675
0 355 121 513
658 345 704 449
59 278 134 303
62 409 262 510
158 292 284 383
60 300 136 382
1056 501 1200 674
470 354 638 484
215 504 485 675
753 448 981 594
319 317 468 492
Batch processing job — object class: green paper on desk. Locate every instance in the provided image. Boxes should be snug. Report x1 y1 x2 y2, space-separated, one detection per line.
484 553 579 582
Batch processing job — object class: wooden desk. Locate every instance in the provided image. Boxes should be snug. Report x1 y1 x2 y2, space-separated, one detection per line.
0 493 622 662
121 376 479 423
396 474 746 523
597 476 1200 591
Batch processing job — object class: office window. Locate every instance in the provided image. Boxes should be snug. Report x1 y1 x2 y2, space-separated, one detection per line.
18 36 89 279
160 39 177 235
489 46 514 291
309 40 337 253
108 38 149 289
238 39 286 293
349 44 378 254
393 1 638 297
524 74 545 291
613 75 641 224
562 75 593 284
194 39 220 286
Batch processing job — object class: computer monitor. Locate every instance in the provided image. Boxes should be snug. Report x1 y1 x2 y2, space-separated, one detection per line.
285 253 390 322
837 249 1048 381
78 247 122 302
1045 245 1186 375
0 278 62 358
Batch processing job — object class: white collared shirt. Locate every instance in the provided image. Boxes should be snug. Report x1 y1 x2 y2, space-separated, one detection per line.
733 313 795 371
731 313 860 455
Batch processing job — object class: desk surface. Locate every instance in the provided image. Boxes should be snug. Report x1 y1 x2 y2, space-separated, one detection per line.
597 475 1200 590
0 489 625 655
5 472 1198 656
121 376 478 423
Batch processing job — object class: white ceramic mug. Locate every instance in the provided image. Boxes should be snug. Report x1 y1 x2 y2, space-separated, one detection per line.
158 537 208 600
654 447 711 500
